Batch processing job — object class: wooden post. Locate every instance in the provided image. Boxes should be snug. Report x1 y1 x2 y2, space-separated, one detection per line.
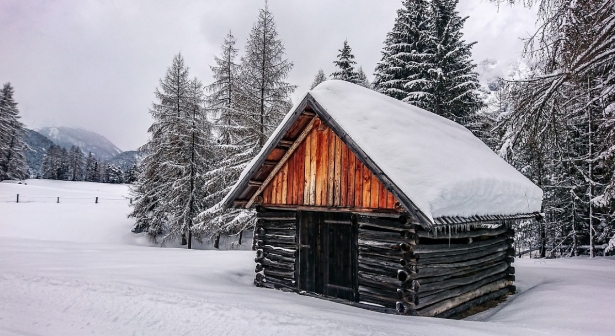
16 194 19 203
214 234 221 249
238 230 243 245
57 197 59 203
130 198 132 205
95 197 98 204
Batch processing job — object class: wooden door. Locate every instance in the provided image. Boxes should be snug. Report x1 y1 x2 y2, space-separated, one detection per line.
298 211 357 301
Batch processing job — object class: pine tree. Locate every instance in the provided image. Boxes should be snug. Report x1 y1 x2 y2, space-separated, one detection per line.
84 152 100 182
68 145 85 181
356 66 371 88
373 0 435 106
429 0 482 121
238 4 295 147
331 40 361 84
310 69 327 89
0 83 28 181
130 54 214 248
106 164 124 184
123 164 138 184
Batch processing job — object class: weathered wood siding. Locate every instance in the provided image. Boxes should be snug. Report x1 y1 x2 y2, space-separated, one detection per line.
262 121 398 210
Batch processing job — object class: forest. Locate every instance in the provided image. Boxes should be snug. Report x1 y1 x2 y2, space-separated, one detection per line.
1 0 613 257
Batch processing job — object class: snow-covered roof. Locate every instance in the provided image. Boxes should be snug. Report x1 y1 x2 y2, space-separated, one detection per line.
223 80 542 224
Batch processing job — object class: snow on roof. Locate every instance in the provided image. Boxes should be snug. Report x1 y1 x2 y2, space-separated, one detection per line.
223 80 542 222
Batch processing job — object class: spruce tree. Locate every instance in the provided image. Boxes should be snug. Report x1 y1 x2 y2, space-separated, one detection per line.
331 40 361 84
0 83 28 181
68 145 85 181
84 152 100 182
310 69 327 89
356 67 371 88
373 0 435 106
130 54 214 248
429 0 482 121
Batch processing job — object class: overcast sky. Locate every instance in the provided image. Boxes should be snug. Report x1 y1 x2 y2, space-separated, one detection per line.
0 0 537 151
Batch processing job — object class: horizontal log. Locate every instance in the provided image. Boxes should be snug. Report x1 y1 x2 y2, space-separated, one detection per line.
358 216 414 231
262 245 297 258
418 241 510 265
256 240 296 250
419 262 510 296
358 228 416 244
262 234 296 244
420 250 507 269
257 211 296 219
358 263 396 277
418 279 513 317
261 257 295 271
417 272 509 309
358 245 410 259
358 271 399 286
258 219 296 229
416 253 509 279
418 260 509 289
359 273 401 291
358 291 397 308
263 252 295 263
259 228 296 236
263 268 295 280
395 302 417 315
435 288 510 318
414 235 512 255
417 225 510 240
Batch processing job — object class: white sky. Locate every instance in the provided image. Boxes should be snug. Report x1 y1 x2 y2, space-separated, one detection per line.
0 0 537 151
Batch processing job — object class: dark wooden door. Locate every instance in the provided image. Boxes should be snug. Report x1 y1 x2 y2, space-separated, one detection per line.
298 211 357 301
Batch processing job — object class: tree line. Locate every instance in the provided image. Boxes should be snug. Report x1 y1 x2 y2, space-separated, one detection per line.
0 82 28 181
39 144 137 184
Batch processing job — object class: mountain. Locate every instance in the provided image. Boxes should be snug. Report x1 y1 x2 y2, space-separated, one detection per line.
37 127 122 160
106 150 143 171
23 129 55 177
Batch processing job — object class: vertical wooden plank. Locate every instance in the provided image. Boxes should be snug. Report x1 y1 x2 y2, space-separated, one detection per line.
304 131 311 205
378 180 386 209
386 190 395 209
347 147 355 208
263 184 271 204
334 135 342 206
315 127 324 206
271 169 278 204
354 157 363 208
362 165 371 208
370 173 379 208
297 142 305 205
327 128 335 207
342 141 347 205
288 147 295 204
281 163 288 204
310 129 317 205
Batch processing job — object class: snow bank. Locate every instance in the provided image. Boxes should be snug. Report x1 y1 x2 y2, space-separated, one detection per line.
310 81 542 220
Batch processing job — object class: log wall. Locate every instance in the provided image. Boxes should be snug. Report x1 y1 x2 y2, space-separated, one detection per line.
262 121 398 210
253 209 298 290
355 215 516 317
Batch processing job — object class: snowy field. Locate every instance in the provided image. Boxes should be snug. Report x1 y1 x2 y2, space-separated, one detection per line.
1 180 614 335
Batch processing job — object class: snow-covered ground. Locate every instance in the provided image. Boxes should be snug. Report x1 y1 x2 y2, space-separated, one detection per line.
1 180 614 335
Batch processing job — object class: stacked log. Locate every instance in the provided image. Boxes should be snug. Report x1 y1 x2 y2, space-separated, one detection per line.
413 223 516 317
356 215 419 315
253 210 298 290
355 214 516 317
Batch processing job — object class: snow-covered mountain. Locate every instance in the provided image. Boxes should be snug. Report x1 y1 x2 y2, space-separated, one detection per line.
23 128 55 177
37 127 122 160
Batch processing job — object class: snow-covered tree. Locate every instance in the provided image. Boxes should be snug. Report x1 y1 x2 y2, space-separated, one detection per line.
0 83 28 181
67 145 85 181
130 54 214 248
238 4 295 147
196 5 295 242
356 66 371 88
84 152 100 182
310 69 327 89
123 164 138 184
373 0 434 105
429 0 483 121
105 163 123 184
331 40 361 84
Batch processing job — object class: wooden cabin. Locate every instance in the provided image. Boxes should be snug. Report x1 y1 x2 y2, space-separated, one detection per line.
222 80 543 317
